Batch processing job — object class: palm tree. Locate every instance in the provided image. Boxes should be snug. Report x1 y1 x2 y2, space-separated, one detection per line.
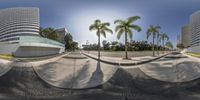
114 16 141 59
146 25 161 56
165 41 173 50
156 32 161 55
89 20 113 59
159 33 169 53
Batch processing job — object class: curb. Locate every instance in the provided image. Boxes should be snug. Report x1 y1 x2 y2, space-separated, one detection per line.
81 52 170 66
13 52 70 67
183 53 200 62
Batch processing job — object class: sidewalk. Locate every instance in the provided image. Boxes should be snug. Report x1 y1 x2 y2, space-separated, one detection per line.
183 53 200 62
82 52 169 66
0 59 13 76
0 52 70 68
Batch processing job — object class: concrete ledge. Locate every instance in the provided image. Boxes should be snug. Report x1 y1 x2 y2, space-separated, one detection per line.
183 53 200 62
10 52 70 68
33 58 118 89
82 52 170 66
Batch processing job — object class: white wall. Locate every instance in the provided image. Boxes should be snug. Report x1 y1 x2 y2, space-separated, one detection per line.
0 43 19 55
0 42 65 57
13 46 61 57
190 46 200 53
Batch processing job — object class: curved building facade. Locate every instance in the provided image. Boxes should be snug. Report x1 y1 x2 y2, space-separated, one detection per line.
189 11 200 53
0 7 39 42
0 7 65 57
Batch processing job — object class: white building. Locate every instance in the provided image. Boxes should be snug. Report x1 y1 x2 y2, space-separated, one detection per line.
55 28 68 44
189 10 200 53
0 7 65 57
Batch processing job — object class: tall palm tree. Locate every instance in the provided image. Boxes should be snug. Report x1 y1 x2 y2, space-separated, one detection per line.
165 41 173 50
146 25 161 56
156 32 161 55
89 20 113 59
114 16 141 59
159 33 169 52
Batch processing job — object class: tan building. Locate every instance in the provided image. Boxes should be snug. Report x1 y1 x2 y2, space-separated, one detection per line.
181 25 191 47
181 25 190 47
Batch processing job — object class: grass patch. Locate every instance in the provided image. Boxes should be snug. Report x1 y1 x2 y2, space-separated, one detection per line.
186 52 200 58
0 54 13 60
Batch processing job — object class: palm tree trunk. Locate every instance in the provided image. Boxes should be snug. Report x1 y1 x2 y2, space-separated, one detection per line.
98 34 100 59
163 40 165 54
125 32 128 59
153 36 155 56
157 34 159 56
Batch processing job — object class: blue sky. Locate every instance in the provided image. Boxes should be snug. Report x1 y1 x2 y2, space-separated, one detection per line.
0 0 200 47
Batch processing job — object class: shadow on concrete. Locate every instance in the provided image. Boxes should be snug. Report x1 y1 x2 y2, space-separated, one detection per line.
0 60 200 100
102 68 200 100
86 61 103 88
0 67 72 99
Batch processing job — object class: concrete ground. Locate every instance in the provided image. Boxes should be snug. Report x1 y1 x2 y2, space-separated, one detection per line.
86 50 167 58
0 51 200 100
0 59 12 76
33 52 118 89
82 51 167 65
139 52 200 82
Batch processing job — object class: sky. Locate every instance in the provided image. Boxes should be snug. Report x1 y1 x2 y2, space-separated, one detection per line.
0 0 200 47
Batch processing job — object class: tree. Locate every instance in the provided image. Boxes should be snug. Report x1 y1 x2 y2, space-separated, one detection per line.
156 32 161 55
114 16 141 59
176 43 184 49
165 41 173 50
102 40 110 50
89 20 113 59
159 33 169 51
146 25 161 56
64 33 73 50
71 41 79 51
39 27 59 41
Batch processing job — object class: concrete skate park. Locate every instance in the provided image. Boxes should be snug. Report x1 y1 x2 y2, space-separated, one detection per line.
0 51 199 100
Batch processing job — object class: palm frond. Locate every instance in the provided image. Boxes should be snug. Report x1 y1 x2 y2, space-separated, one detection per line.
89 25 97 31
158 33 163 42
155 25 161 29
115 25 124 32
103 27 113 34
95 19 101 24
165 34 169 41
146 29 151 40
127 29 133 39
114 19 126 25
117 29 124 39
101 22 110 27
129 25 142 32
101 30 106 38
127 16 141 24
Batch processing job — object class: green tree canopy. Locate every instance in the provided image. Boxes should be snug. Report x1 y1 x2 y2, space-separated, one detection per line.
176 43 185 49
39 27 59 41
64 33 73 50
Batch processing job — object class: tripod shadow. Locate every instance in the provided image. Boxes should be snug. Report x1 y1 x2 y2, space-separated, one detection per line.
86 61 104 87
